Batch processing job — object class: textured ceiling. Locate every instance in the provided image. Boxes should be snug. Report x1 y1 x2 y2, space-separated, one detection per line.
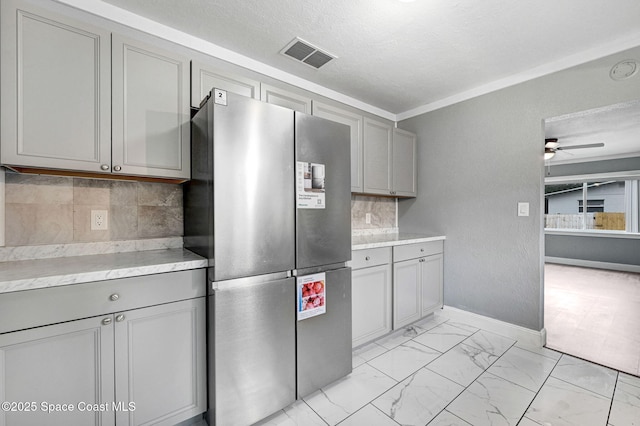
96 0 640 116
545 101 640 164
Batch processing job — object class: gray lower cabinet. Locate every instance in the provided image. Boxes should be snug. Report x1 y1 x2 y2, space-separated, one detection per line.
351 247 392 347
0 270 206 426
0 0 111 173
0 316 116 426
112 35 191 180
114 298 206 426
393 241 444 329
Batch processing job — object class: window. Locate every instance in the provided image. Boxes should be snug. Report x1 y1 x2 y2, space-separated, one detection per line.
578 199 604 213
545 179 637 232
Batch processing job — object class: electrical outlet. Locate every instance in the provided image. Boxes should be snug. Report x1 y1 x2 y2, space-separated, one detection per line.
91 210 108 231
365 213 372 224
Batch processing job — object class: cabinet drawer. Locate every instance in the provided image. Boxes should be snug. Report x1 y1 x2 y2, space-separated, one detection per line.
0 269 206 334
351 247 392 269
393 240 443 262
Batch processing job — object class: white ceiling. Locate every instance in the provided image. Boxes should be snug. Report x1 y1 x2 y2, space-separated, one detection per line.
545 100 640 164
65 0 640 119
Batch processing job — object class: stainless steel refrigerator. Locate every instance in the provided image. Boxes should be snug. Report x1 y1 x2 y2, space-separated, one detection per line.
184 90 352 426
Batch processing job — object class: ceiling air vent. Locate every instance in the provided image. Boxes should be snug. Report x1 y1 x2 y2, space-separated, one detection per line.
280 38 336 69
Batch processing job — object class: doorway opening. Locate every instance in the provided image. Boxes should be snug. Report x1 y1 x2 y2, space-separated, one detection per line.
543 100 640 376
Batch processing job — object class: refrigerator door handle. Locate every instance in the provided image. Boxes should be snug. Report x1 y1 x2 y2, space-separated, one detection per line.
294 262 349 277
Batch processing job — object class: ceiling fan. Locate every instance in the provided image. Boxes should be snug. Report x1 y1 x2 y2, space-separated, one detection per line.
544 138 605 160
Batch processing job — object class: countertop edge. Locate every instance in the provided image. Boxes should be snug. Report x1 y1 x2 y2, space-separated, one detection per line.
352 235 446 250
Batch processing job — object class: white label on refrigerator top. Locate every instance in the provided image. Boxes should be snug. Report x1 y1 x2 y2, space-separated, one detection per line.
213 89 227 106
297 272 326 321
296 161 325 209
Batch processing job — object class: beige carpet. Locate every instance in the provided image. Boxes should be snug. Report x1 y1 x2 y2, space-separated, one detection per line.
545 263 640 376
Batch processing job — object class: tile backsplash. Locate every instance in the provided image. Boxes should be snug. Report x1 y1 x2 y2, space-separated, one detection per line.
4 172 182 246
351 195 397 231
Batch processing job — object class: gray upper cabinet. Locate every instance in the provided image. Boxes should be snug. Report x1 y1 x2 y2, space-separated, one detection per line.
261 83 312 113
112 35 190 180
392 128 417 197
191 61 260 107
363 117 393 195
312 102 364 192
0 0 111 173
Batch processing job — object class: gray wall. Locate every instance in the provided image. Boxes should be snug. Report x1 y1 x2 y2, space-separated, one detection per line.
546 234 640 266
397 46 640 331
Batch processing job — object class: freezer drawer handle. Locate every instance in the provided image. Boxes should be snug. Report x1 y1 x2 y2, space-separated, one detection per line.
101 317 112 326
109 293 120 302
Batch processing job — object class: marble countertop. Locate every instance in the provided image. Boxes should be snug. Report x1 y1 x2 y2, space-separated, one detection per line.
0 248 207 294
352 233 446 250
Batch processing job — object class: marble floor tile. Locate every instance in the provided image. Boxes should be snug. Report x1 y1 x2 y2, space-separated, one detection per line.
352 342 388 368
516 342 562 361
516 417 542 426
413 313 450 335
376 328 416 350
525 376 611 426
255 400 326 426
426 342 498 387
373 367 464 426
609 373 640 426
551 354 618 398
427 410 472 425
463 330 516 357
487 346 558 392
337 404 397 426
303 363 397 425
413 322 478 353
368 340 442 381
446 372 535 426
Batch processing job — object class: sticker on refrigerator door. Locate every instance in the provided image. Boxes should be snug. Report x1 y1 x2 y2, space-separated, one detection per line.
296 161 325 209
213 88 227 105
297 273 326 320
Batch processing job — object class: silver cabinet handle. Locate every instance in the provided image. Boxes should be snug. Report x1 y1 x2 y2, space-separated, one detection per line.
113 165 122 172
100 164 110 171
102 317 112 326
365 256 370 261
116 314 125 322
110 293 120 302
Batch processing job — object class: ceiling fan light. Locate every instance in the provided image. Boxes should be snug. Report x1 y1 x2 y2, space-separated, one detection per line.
544 148 556 160
545 138 559 149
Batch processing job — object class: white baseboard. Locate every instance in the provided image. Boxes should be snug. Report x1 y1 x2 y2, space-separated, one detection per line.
440 306 546 348
545 256 640 273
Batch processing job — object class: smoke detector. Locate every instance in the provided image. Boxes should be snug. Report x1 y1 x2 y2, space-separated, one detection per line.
610 60 638 81
280 38 336 69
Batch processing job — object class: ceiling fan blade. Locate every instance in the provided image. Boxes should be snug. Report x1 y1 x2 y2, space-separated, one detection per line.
557 143 605 150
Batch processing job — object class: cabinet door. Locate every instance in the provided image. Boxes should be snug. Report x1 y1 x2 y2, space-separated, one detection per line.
0 0 111 173
393 258 422 329
0 316 115 426
312 102 364 192
260 83 312 113
114 297 206 426
191 61 260 107
392 128 417 197
421 254 444 316
112 34 190 180
363 117 393 195
352 264 392 347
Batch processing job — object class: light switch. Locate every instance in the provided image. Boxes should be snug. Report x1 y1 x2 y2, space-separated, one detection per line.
518 202 529 217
